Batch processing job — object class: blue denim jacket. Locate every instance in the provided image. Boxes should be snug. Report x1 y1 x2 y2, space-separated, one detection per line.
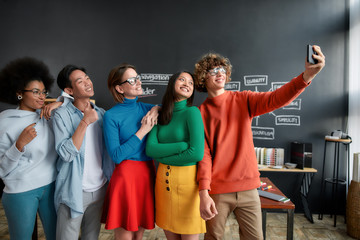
51 97 114 218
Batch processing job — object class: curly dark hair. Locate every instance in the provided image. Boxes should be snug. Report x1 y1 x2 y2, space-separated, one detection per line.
193 52 232 92
0 57 54 105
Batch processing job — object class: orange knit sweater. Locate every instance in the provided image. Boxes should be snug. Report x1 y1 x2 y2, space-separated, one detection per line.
197 73 309 194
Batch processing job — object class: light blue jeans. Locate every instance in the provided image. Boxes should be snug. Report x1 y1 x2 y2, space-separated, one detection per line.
2 182 56 240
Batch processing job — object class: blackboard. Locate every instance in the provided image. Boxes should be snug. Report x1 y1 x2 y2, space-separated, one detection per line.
0 0 349 212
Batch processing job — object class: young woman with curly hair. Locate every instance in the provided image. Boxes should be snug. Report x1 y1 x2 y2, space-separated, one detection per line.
0 57 59 240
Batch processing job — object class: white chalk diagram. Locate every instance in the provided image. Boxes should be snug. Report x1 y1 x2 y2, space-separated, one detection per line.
241 75 302 140
139 73 172 98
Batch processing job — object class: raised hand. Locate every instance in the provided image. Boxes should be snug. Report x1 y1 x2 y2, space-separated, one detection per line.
136 115 156 140
142 105 160 125
15 123 37 151
82 102 98 125
303 45 326 83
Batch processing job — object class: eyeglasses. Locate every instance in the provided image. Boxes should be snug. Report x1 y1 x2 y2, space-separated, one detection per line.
22 89 49 97
208 67 226 76
119 75 141 86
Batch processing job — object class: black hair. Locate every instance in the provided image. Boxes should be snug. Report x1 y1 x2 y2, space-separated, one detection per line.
159 71 195 125
0 57 54 105
57 64 86 91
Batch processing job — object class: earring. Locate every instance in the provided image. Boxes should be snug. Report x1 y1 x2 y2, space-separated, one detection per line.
17 95 22 100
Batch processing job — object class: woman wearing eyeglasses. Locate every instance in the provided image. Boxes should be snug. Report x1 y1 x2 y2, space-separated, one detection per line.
0 57 59 240
101 63 159 240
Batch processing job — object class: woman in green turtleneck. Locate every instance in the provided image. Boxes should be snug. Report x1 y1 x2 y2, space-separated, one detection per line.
146 71 206 240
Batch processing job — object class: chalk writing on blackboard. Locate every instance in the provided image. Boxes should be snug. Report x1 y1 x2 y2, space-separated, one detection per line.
140 73 172 84
141 87 156 97
225 82 241 91
252 126 275 140
139 73 172 98
244 75 268 86
243 75 302 140
283 99 301 110
275 115 300 126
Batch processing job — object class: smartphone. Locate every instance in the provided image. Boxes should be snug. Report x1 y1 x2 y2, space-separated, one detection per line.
307 45 318 64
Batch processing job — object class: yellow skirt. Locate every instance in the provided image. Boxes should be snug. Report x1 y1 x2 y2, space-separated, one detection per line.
155 163 206 234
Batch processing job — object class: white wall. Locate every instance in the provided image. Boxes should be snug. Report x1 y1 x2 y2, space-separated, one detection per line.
349 0 360 180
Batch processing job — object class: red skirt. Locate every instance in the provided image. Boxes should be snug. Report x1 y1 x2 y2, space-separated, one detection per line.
101 160 155 231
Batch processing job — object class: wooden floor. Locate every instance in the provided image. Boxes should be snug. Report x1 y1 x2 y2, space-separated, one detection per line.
0 201 356 240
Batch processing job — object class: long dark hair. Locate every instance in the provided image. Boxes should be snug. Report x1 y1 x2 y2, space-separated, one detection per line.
159 71 195 125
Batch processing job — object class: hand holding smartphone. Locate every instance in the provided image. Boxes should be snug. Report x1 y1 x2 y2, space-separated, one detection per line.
307 45 318 64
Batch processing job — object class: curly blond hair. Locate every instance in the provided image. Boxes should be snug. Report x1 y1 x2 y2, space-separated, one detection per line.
193 53 232 92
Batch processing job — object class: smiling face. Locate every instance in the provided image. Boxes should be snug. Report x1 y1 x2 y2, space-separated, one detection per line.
65 70 94 99
18 80 46 111
115 68 143 99
205 65 227 92
174 72 194 101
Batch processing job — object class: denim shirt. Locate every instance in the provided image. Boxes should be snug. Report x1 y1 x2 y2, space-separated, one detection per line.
51 97 114 218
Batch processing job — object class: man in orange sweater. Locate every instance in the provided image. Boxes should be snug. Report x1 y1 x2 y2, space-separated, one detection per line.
194 45 325 239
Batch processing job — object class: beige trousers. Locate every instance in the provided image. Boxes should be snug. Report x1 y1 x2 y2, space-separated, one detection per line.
205 188 263 240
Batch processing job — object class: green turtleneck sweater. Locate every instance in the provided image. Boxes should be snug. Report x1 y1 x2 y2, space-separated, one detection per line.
146 100 204 166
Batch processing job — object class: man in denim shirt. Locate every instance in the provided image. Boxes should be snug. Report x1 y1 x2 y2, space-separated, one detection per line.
51 65 114 240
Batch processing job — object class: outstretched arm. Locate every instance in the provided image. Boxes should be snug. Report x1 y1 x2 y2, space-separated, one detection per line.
247 45 326 117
